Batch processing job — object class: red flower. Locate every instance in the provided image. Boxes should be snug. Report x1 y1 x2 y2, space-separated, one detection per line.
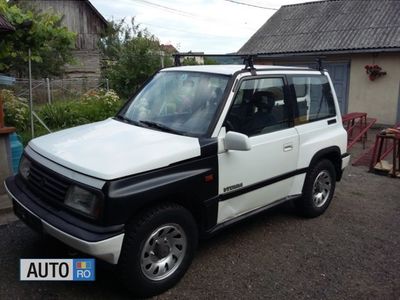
365 64 386 81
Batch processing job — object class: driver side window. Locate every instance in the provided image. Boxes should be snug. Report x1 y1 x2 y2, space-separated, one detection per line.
224 77 289 137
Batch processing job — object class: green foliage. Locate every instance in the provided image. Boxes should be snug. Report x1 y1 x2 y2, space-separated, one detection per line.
181 57 216 66
1 89 29 131
163 56 174 68
2 89 122 145
19 126 48 146
39 102 81 129
204 57 218 65
40 89 122 129
0 0 75 78
99 19 126 62
182 57 199 66
100 18 163 98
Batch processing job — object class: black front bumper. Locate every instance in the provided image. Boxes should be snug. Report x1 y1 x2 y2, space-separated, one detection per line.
5 176 124 242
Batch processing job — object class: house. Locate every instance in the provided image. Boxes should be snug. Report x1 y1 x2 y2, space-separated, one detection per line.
161 44 178 55
12 0 108 79
160 44 178 66
238 0 400 125
179 51 205 65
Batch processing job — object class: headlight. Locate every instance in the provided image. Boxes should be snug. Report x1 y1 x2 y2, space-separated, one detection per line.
19 156 31 180
64 185 102 218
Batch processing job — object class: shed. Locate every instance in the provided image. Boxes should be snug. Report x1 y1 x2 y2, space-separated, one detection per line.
238 0 400 125
12 0 108 79
0 15 16 86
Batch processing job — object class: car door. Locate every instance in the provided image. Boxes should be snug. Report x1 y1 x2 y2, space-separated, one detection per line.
217 75 299 224
289 73 346 174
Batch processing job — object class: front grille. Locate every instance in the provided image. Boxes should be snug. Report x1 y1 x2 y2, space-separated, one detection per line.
26 159 70 205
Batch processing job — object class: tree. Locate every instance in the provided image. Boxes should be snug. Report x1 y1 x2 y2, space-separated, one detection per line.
181 57 217 66
100 18 165 98
182 57 199 66
99 19 128 63
0 0 75 78
204 57 218 65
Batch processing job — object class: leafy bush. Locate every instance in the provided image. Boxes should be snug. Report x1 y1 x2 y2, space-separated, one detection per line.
2 88 122 145
39 102 81 129
39 89 122 130
1 89 29 131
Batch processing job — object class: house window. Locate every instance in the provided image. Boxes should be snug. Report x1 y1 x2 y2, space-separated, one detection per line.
224 77 289 136
291 75 336 124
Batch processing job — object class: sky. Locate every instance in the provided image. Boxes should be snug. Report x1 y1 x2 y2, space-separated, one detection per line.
92 0 318 54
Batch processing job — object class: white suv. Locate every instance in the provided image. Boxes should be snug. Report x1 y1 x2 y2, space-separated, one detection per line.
5 64 349 297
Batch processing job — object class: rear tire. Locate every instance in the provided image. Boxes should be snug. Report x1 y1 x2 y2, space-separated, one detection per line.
118 203 198 297
295 159 336 218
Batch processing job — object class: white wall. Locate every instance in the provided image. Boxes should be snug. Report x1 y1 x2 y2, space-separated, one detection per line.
348 53 400 125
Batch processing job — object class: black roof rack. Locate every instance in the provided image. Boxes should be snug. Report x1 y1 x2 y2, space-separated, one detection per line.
172 53 257 71
171 53 325 74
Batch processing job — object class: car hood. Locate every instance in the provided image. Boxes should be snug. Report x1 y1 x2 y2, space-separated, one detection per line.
28 118 201 180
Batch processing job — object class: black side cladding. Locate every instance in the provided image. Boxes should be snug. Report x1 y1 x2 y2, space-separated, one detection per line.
103 138 219 232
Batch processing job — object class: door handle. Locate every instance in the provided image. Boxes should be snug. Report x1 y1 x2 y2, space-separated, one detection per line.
327 118 337 125
283 143 293 152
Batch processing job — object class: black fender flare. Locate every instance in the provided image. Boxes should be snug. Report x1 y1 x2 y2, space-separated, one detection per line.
307 146 343 181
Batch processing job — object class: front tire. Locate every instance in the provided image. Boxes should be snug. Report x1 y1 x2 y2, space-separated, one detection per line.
118 203 198 297
295 159 336 218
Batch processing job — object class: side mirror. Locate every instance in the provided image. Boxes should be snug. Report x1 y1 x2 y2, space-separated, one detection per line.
224 131 251 151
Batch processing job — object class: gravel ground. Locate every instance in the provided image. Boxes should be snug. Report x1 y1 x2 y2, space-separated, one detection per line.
0 163 399 300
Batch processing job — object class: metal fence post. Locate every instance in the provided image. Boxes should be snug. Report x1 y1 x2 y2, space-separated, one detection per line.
28 48 34 138
46 78 52 104
106 78 109 91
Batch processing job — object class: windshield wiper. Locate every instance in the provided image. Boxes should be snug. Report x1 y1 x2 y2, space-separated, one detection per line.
139 120 181 134
115 115 141 126
115 115 128 122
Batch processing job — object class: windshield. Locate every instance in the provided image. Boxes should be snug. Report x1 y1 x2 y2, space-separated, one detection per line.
119 71 230 136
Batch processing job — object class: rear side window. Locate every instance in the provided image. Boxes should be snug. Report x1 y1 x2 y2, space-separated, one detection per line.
290 75 336 124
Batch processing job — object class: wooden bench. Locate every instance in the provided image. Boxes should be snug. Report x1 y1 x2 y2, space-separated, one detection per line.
369 126 400 177
342 112 376 150
352 123 400 168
